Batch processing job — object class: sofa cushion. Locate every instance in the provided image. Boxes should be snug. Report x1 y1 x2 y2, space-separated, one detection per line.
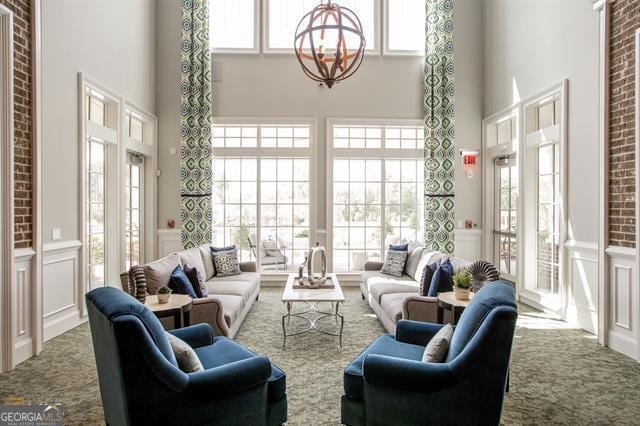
179 247 207 282
370 282 419 305
419 262 438 296
446 281 517 362
143 254 181 295
414 251 448 282
212 250 242 277
428 258 453 297
405 246 425 280
194 336 286 402
199 245 216 280
183 264 208 298
362 272 415 300
207 294 244 327
206 279 257 302
379 293 411 323
169 265 198 299
208 271 261 286
343 334 424 400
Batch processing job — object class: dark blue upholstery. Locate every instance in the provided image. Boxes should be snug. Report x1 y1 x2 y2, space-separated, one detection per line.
86 287 287 425
342 281 517 426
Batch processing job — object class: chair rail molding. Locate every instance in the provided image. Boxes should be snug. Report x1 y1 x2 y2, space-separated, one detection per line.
0 3 15 373
13 248 35 365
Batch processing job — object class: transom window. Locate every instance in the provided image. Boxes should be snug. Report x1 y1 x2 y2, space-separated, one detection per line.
385 0 426 54
212 122 313 272
209 0 257 51
328 121 424 272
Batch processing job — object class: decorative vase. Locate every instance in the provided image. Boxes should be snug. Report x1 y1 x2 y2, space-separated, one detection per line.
307 242 327 286
453 287 470 301
157 291 171 304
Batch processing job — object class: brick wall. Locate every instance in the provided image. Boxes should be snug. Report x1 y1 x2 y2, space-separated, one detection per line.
608 0 639 248
0 0 32 248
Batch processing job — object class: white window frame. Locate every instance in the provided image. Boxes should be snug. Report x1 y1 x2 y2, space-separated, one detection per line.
79 74 121 298
122 102 157 269
212 117 317 279
326 118 424 276
382 0 425 56
262 0 381 55
209 0 260 54
520 80 568 316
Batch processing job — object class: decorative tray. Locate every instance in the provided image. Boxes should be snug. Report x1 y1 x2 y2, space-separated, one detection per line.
292 275 335 289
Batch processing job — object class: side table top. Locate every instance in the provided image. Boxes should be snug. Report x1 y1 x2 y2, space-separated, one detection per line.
437 291 473 308
145 294 192 312
282 273 345 303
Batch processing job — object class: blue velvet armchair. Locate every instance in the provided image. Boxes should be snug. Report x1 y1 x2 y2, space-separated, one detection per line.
86 287 287 426
341 281 517 426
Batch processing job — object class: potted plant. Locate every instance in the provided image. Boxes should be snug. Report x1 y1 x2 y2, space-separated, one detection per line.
452 269 472 301
157 286 172 304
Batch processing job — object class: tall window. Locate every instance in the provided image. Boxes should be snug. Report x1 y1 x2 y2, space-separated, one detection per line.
494 156 517 279
329 121 424 272
87 137 106 287
212 122 313 272
384 0 426 54
536 142 560 293
209 0 257 52
125 153 144 269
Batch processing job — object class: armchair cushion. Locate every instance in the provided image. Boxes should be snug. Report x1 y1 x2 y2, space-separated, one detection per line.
343 334 424 400
168 323 214 348
363 354 458 393
395 320 446 346
195 336 286 403
421 323 453 363
166 332 204 373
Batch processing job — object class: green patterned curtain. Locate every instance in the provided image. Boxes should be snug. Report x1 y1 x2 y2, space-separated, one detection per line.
424 0 455 254
180 0 213 249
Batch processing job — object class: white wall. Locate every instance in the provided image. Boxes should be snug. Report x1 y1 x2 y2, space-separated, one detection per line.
42 0 157 245
41 0 156 339
155 0 484 238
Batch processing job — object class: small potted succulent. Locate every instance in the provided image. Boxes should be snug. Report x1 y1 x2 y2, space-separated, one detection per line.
157 285 172 304
452 269 472 301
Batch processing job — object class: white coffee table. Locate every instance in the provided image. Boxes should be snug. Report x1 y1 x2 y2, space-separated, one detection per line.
281 273 345 347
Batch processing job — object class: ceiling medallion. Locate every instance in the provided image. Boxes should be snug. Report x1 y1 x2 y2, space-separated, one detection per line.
294 1 366 88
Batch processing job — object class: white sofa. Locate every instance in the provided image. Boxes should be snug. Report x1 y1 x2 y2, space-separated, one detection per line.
361 246 472 333
120 244 259 339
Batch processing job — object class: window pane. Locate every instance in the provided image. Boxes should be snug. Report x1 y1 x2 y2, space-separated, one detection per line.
387 0 426 51
210 0 255 49
268 0 375 50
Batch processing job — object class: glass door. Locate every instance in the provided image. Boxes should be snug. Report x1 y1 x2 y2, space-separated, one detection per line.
494 156 517 281
125 153 144 269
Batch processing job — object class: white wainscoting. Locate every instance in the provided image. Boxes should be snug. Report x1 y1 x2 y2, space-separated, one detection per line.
13 248 35 365
43 240 85 342
157 229 181 258
454 229 483 261
605 245 638 360
565 240 599 334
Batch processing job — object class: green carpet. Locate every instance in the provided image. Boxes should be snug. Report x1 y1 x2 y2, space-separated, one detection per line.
1 287 639 425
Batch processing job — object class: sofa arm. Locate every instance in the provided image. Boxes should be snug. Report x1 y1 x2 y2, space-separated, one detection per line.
363 354 457 394
402 295 439 324
364 261 384 271
186 356 272 397
395 320 446 346
191 297 230 337
169 323 214 349
239 261 257 272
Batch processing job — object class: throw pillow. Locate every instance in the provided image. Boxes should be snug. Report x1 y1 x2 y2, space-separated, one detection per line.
427 258 454 297
128 265 147 303
419 262 439 296
199 244 216 279
211 245 236 252
421 324 454 363
212 250 242 277
166 333 204 373
388 243 409 251
178 247 207 283
183 264 208 298
168 265 198 298
380 250 408 277
143 253 181 295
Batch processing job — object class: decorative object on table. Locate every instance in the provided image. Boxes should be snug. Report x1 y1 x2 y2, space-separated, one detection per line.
468 260 499 292
452 268 471 300
380 249 408 277
294 0 366 88
157 286 172 304
421 323 454 363
294 243 332 288
127 265 147 303
212 248 242 277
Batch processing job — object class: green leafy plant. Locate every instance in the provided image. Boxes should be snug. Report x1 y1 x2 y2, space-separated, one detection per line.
452 269 471 289
157 285 172 295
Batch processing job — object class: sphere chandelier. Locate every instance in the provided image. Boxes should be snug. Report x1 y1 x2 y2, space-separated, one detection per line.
294 1 366 88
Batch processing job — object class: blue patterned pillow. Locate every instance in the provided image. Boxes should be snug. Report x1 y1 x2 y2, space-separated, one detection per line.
388 243 409 251
168 265 198 298
380 250 408 277
212 250 241 277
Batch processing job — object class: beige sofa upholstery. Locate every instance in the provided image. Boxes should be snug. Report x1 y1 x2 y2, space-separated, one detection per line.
361 246 471 333
120 245 259 339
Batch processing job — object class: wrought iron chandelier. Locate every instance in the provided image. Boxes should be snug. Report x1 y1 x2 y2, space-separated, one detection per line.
294 0 366 88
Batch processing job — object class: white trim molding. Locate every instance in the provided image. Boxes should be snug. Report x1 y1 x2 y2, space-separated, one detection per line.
157 229 182 258
0 3 15 373
634 26 640 364
454 229 483 262
565 240 599 333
